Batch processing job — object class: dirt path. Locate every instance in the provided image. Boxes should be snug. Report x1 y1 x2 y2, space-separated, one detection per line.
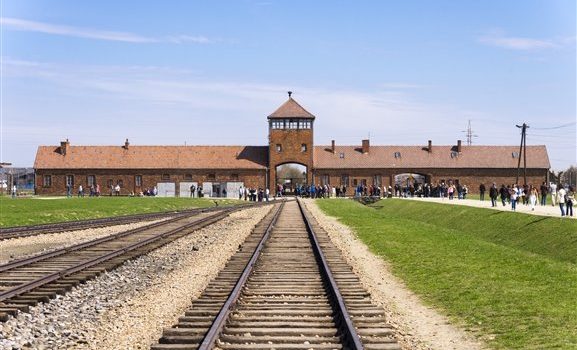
304 199 487 350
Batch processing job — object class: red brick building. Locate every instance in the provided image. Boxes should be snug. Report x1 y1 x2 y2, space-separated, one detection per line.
34 95 550 196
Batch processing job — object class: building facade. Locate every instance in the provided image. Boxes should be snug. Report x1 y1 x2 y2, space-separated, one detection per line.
34 95 550 196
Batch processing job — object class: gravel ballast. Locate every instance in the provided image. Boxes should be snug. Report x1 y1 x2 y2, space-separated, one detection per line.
303 199 486 350
0 205 272 350
0 219 168 265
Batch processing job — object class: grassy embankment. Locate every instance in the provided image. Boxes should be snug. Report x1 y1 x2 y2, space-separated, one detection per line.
317 199 577 350
0 197 240 228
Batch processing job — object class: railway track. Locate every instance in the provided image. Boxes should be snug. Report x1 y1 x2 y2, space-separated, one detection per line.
0 204 267 322
153 199 400 350
0 203 247 241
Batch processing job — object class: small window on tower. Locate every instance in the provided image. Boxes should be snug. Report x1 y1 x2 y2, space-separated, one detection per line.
301 144 307 152
276 144 282 152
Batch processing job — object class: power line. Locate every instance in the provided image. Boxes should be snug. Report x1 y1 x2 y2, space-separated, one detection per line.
531 122 576 130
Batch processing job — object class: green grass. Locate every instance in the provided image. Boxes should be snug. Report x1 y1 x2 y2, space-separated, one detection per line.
317 199 577 349
0 196 240 228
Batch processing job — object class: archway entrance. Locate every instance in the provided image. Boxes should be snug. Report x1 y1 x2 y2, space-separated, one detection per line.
275 163 307 195
394 173 427 196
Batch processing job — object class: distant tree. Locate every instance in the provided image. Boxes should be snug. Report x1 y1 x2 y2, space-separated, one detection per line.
559 165 577 187
276 164 306 182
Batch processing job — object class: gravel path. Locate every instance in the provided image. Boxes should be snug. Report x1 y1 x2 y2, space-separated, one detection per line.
303 199 487 350
0 205 272 350
0 219 168 265
402 196 575 219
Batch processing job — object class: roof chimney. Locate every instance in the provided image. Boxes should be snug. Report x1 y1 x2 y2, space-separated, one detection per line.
124 138 130 149
457 140 462 153
428 140 432 153
331 140 335 153
288 91 293 98
362 139 370 154
60 139 70 156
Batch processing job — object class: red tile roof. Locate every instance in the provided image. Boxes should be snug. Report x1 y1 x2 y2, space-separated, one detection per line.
268 97 315 119
313 145 550 169
34 145 268 170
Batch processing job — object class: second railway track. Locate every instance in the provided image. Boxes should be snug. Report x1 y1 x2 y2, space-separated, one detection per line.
0 204 266 322
153 199 401 350
0 203 250 241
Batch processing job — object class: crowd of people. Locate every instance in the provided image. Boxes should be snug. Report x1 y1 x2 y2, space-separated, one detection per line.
485 182 574 217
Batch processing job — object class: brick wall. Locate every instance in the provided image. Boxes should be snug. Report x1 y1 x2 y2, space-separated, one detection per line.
35 169 266 196
313 167 548 194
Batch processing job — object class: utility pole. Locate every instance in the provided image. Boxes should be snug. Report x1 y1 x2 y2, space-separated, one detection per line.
515 123 529 185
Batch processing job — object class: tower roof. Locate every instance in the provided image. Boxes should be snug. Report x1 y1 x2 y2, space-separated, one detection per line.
268 96 315 119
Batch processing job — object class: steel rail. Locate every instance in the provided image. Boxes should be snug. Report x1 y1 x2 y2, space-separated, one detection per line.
297 198 364 350
0 208 236 302
197 200 285 350
0 212 199 273
0 201 263 239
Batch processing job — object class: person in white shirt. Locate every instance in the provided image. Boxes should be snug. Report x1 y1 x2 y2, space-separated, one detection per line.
550 183 557 206
557 185 566 217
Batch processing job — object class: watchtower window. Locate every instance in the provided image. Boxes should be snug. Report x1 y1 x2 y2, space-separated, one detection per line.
301 143 307 152
276 144 282 152
288 119 298 129
271 120 284 129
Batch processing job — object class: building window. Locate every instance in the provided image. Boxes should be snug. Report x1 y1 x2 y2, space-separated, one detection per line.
162 174 170 180
450 151 459 158
231 173 239 181
208 173 216 181
301 143 307 152
276 144 282 152
512 152 519 158
361 179 367 186
394 152 401 158
87 175 96 187
321 175 330 186
373 175 382 186
341 175 349 187
66 175 74 187
271 120 284 129
135 175 142 187
43 175 52 187
184 174 193 180
117 180 123 187
339 152 345 159
353 179 358 186
108 179 114 188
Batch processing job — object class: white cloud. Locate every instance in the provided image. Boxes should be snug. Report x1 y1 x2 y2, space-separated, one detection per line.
476 30 571 50
0 17 212 44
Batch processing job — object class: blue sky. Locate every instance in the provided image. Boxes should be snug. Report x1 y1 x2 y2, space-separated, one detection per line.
1 0 575 170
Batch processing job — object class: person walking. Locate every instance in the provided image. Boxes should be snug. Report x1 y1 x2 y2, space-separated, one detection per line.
78 184 84 197
489 183 498 207
529 187 538 211
557 185 566 217
566 186 574 217
11 184 16 198
499 184 507 206
190 184 196 198
540 182 548 206
479 183 486 201
510 184 519 211
550 182 557 207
